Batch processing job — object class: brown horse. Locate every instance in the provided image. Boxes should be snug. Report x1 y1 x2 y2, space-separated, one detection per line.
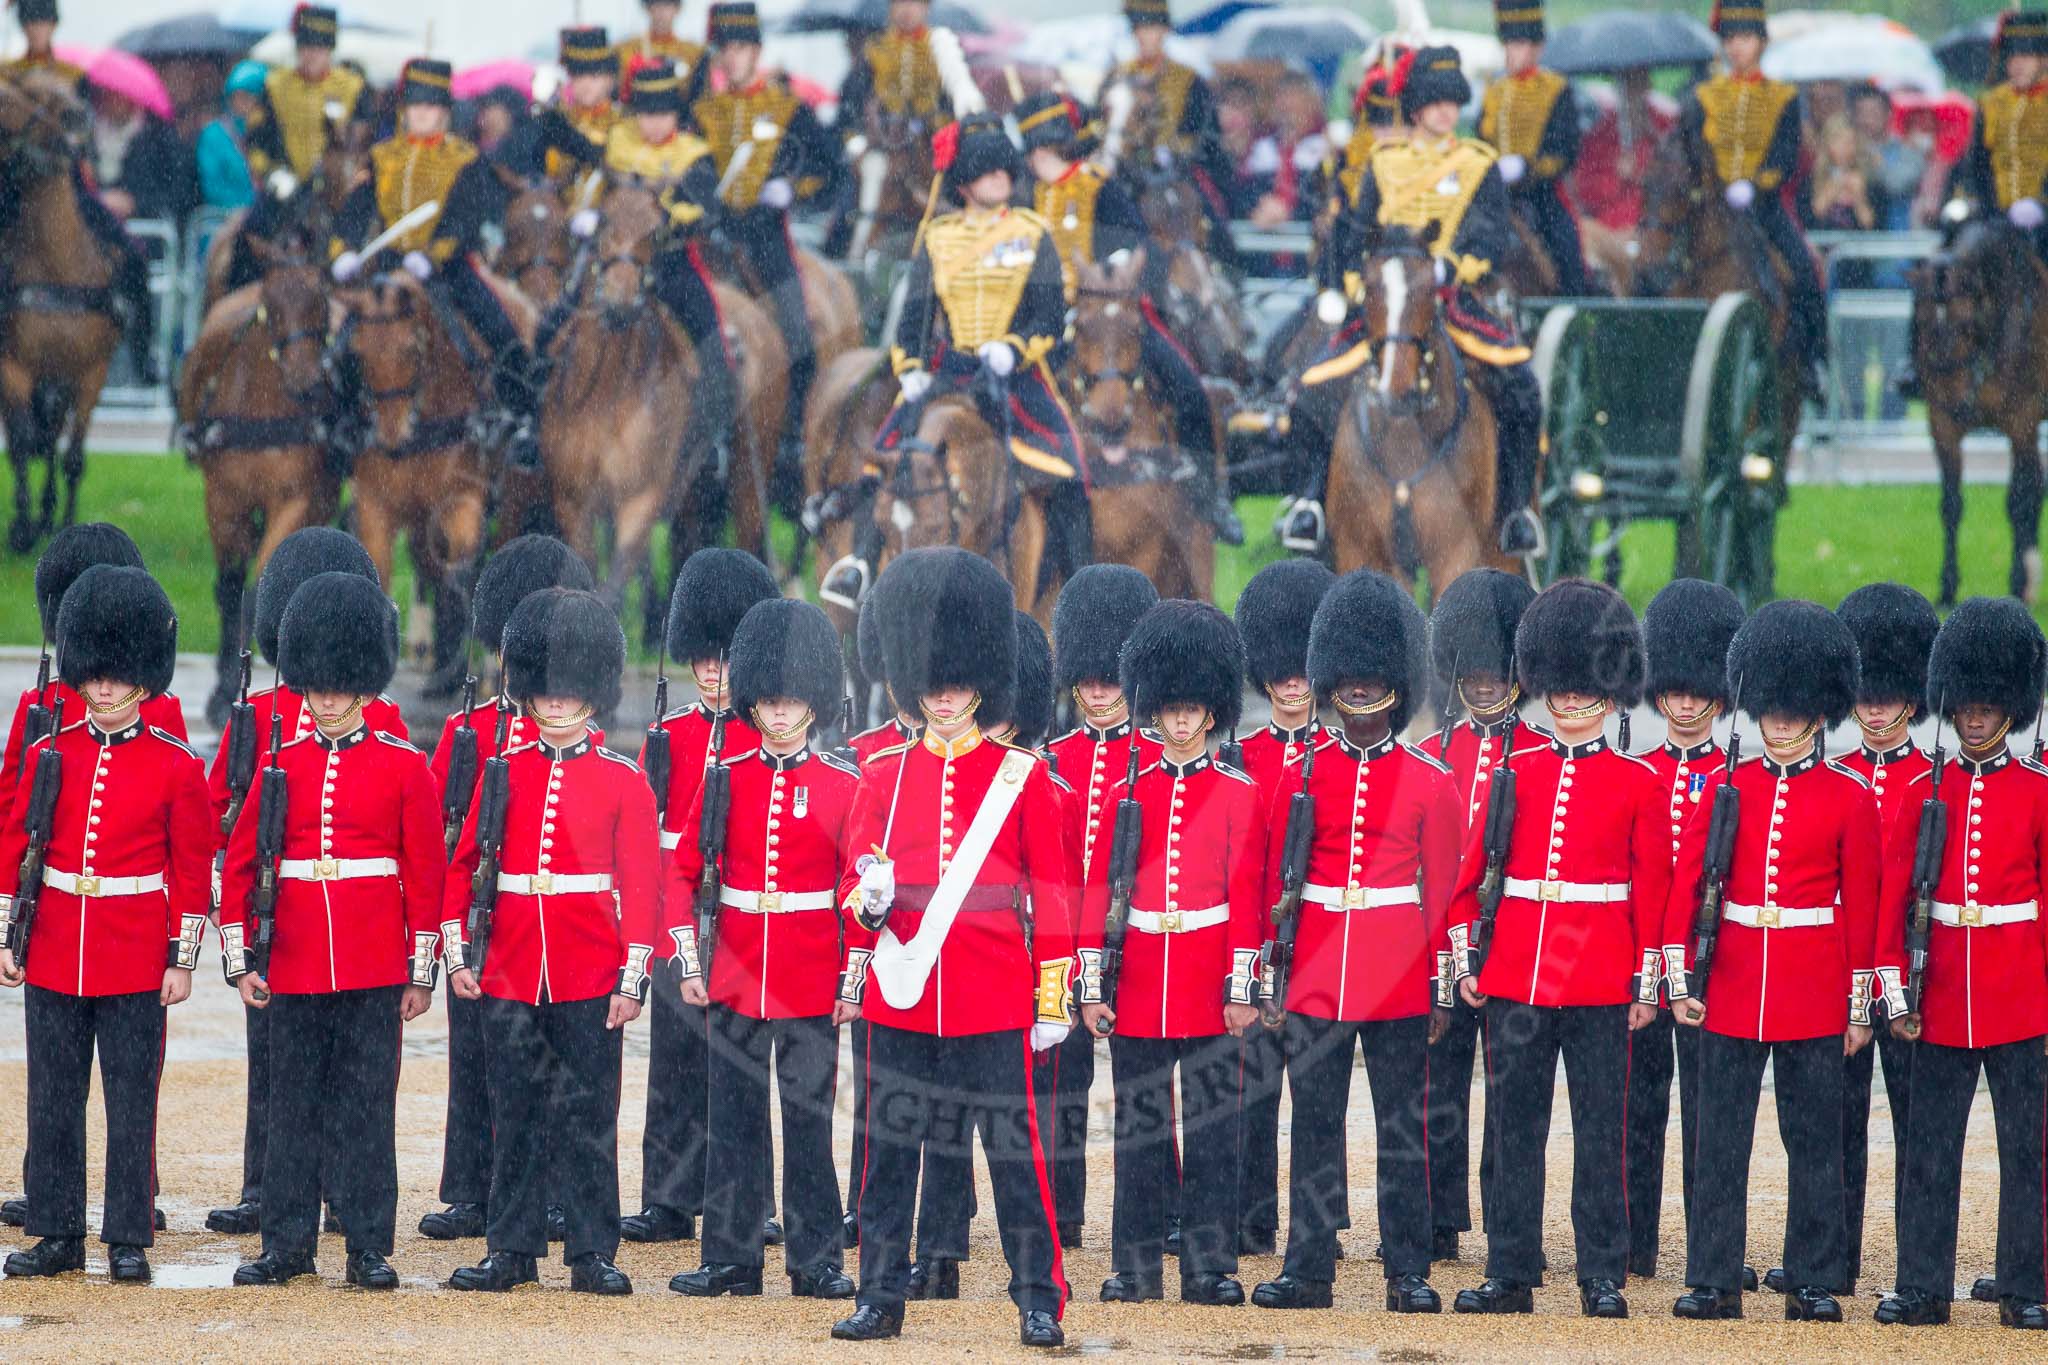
1910 219 2048 605
840 109 935 267
1327 229 1515 599
178 243 341 723
800 346 899 620
492 171 583 308
202 118 375 316
0 73 119 553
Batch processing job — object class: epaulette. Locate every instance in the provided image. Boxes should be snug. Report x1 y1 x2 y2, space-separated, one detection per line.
1608 749 1656 773
1402 744 1450 775
375 731 423 756
995 738 1046 763
1050 726 1084 747
279 731 319 752
1213 760 1253 785
661 704 698 724
376 692 401 707
818 750 862 778
504 739 540 757
867 740 914 761
595 747 642 772
1138 727 1166 745
147 726 199 759
2021 755 2048 780
1049 772 1075 795
1825 760 1869 788
1282 733 1340 769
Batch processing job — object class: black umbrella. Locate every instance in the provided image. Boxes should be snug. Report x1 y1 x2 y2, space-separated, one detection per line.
1546 11 1717 76
115 12 264 60
778 0 990 36
1934 16 1998 87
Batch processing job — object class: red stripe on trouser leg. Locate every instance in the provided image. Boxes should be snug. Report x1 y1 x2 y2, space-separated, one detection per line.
1021 1032 1069 1317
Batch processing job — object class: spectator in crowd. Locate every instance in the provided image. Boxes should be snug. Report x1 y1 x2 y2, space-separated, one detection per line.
1806 113 1882 232
1897 105 1950 229
1214 76 1285 221
1570 70 1676 230
1850 86 1920 231
195 61 268 211
89 84 199 226
471 85 535 164
1267 68 1331 225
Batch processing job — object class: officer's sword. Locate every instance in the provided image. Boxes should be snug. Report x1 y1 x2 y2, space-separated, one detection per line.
354 200 443 264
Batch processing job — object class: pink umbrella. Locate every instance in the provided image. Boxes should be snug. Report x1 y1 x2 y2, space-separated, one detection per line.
55 45 177 121
454 59 536 103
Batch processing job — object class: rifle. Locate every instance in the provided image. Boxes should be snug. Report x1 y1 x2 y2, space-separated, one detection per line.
247 711 288 996
694 663 733 980
462 696 514 974
1685 715 1745 1004
220 650 258 840
1259 737 1317 1025
1904 704 1950 1017
1095 742 1145 1028
5 697 63 969
1470 718 1520 972
442 671 480 856
1217 725 1243 771
1618 709 1632 754
21 646 55 750
645 646 673 821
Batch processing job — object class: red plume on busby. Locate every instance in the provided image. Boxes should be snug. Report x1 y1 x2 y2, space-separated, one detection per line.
932 121 961 174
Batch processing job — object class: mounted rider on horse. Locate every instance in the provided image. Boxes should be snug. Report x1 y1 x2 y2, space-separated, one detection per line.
1476 0 1590 295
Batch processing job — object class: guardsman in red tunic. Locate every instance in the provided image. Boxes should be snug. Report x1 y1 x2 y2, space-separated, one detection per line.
623 549 772 1246
1042 565 1162 1244
829 548 1073 1348
1624 578 1744 1279
218 574 448 1289
0 567 208 1284
1230 558 1334 1255
443 590 661 1295
668 599 857 1300
1875 598 2048 1331
1667 601 1880 1324
205 527 408 1238
1447 579 1670 1319
1417 566 1533 1263
1078 602 1263 1306
419 533 593 1242
1250 572 1460 1314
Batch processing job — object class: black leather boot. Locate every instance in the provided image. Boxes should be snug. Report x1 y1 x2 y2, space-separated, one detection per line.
790 1262 855 1298
419 1202 485 1240
1580 1277 1629 1318
4 1236 84 1278
569 1254 632 1295
831 1304 904 1340
346 1250 399 1290
669 1262 763 1297
207 1200 262 1235
0 1197 26 1226
1251 1273 1332 1308
619 1204 694 1243
1874 1288 1949 1325
1386 1273 1441 1313
1453 1278 1535 1313
109 1244 151 1283
1785 1285 1843 1322
448 1251 539 1292
1019 1309 1064 1347
2004 1298 2048 1329
1673 1285 1743 1319
1100 1270 1164 1303
906 1257 960 1300
233 1250 317 1285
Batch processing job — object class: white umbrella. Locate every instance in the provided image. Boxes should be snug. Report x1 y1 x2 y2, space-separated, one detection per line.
1762 18 1944 92
1209 7 1375 64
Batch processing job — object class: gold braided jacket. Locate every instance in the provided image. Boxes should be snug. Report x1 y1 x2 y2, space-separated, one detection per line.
1034 163 1108 301
602 123 715 228
926 206 1053 358
1112 57 1196 159
1368 135 1498 264
1335 121 1378 206
1693 74 1797 189
370 134 478 262
695 78 807 209
1980 83 2048 210
1479 69 1568 175
261 65 367 180
864 30 947 122
547 101 619 182
0 54 85 89
618 33 703 85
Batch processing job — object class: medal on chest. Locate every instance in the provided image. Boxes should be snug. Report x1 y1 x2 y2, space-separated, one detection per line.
793 787 809 819
1434 171 1461 197
1687 772 1708 801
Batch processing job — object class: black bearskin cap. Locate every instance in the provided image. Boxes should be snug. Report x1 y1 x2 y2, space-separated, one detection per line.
1009 612 1056 748
1643 578 1745 706
473 535 594 655
1053 564 1158 690
1236 559 1335 689
1726 600 1859 726
278 573 399 697
1927 596 2046 731
56 566 177 698
36 522 143 639
504 588 626 714
1836 582 1939 710
730 598 846 723
1515 578 1644 707
873 548 1016 724
1121 600 1246 734
666 548 778 663
1429 568 1534 696
253 527 377 664
1307 569 1430 733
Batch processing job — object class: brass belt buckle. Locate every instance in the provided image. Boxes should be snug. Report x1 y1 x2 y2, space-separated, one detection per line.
757 891 783 913
1757 905 1780 928
316 857 339 880
531 871 553 894
1540 880 1563 901
1961 903 1984 927
1342 885 1368 910
74 874 100 896
1158 910 1183 933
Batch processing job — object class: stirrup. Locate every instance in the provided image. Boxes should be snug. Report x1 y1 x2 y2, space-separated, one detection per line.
1278 498 1326 555
819 555 871 612
1500 507 1547 560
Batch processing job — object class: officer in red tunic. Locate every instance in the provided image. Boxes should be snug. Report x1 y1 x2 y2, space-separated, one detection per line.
0 567 208 1283
1875 598 2048 1331
668 598 857 1299
1448 579 1669 1318
624 548 773 1245
419 533 594 1242
1418 566 1533 1263
218 574 450 1289
1668 601 1879 1323
1625 578 1744 1279
829 548 1072 1348
1230 558 1334 1255
206 527 408 1237
1251 572 1460 1313
444 589 661 1295
1042 564 1162 1244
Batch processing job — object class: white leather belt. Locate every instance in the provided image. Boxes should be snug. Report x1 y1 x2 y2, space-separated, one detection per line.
1933 899 2038 928
43 869 164 897
1302 883 1419 911
719 886 834 914
1127 903 1230 933
1723 902 1834 929
660 830 683 851
497 872 614 895
279 857 399 882
1503 877 1631 904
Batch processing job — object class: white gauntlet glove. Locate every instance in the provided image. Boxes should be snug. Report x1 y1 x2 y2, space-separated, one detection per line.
569 207 601 239
1497 153 1527 185
976 341 1017 376
857 855 895 925
759 177 795 210
2011 197 2046 230
331 251 363 284
898 368 933 402
1030 1021 1072 1052
401 250 434 281
1724 179 1756 210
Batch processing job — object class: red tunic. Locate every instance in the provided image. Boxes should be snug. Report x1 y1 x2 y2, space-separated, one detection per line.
1418 716 1521 833
1449 734 1673 1008
1046 720 1165 884
641 704 760 857
1269 733 1463 1021
837 731 1075 1037
444 735 662 1005
667 745 861 1019
1667 752 1882 1041
1236 721 1320 803
0 684 187 804
1837 740 1933 833
0 719 210 996
1076 754 1266 1037
428 701 607 840
1876 750 2048 1050
850 720 918 766
1641 739 1724 1001
219 726 445 994
208 687 408 847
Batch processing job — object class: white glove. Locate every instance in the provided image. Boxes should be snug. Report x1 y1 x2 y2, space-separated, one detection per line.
569 208 600 239
1432 256 1450 287
401 250 434 281
1724 179 1756 210
1940 196 1973 226
1497 154 1527 185
265 168 300 200
899 369 933 402
759 177 795 210
1031 1021 1072 1053
2011 197 2046 230
843 133 870 161
331 251 363 284
858 857 896 919
977 341 1017 377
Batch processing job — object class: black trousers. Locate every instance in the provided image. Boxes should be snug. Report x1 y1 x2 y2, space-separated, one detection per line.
1138 318 1219 463
239 1001 272 1202
481 994 622 1261
850 1018 974 1261
1685 1031 1846 1294
1840 1037 1875 1288
24 985 164 1246
1040 1024 1095 1228
1896 1035 2048 1303
641 957 709 1216
1472 360 1542 530
651 241 739 444
1285 1012 1430 1282
438 982 493 1204
1239 1020 1283 1238
1513 186 1592 295
1875 1024 1914 1245
1483 999 1628 1284
703 1007 843 1272
1753 198 1829 364
1426 997 1486 1237
1624 1008 1701 1270
730 206 815 422
1109 1032 1243 1282
856 1024 1065 1315
262 987 401 1259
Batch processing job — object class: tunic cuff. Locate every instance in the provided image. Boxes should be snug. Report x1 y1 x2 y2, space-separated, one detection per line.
669 924 704 980
838 948 871 1005
1433 950 1455 1009
409 931 440 988
172 913 207 971
1036 957 1075 1026
1848 968 1876 1027
617 944 653 1003
439 918 466 978
220 922 252 983
1632 948 1662 1006
1447 922 1478 982
1661 944 1691 1001
1876 965 1909 1020
1075 947 1105 1005
1227 948 1260 1007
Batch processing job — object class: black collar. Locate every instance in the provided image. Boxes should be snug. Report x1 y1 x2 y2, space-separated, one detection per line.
757 744 812 771
539 736 594 762
1664 739 1716 763
1957 747 2011 777
1335 731 1398 763
696 701 734 723
1468 713 1517 739
1860 740 1918 767
313 724 369 752
1551 735 1607 760
1761 750 1822 779
1266 720 1316 745
87 718 144 747
1161 753 1210 778
1083 717 1133 742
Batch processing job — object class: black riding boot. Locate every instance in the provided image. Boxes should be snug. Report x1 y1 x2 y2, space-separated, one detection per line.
1482 362 1544 555
1046 478 1095 584
1278 382 1343 553
491 346 544 469
116 248 158 386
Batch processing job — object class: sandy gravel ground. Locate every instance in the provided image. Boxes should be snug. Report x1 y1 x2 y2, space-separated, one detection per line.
0 973 2022 1363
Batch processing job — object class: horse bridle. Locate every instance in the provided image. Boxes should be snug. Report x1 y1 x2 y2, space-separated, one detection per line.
332 278 485 452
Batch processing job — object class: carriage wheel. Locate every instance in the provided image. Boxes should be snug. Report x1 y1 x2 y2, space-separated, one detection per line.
1530 305 1603 585
1677 294 1782 607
